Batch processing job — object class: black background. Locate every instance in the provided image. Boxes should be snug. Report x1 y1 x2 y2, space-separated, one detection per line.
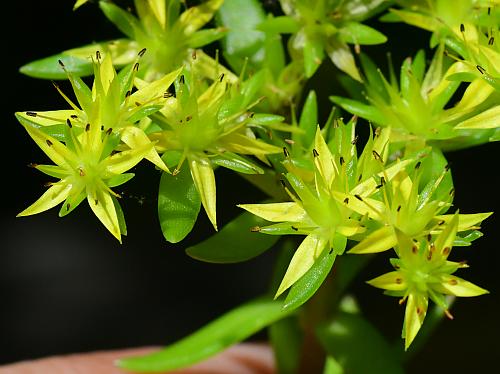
1 1 499 373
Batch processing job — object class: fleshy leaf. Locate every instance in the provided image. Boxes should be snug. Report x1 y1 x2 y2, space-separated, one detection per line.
186 210 280 263
158 165 201 243
117 297 293 372
317 312 405 374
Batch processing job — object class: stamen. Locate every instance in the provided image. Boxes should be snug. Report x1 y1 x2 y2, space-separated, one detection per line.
312 149 319 157
283 147 290 158
85 123 90 132
250 226 261 232
46 139 53 146
138 48 147 57
26 111 37 117
66 119 72 128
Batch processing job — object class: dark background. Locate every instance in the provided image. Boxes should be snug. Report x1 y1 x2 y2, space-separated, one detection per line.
1 1 499 373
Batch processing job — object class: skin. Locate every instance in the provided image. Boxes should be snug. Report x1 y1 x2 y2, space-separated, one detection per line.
0 343 274 374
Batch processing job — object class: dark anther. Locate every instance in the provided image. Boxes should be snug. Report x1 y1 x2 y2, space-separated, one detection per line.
357 174 363 182
412 245 418 254
477 65 486 74
415 161 421 169
85 123 90 132
351 135 359 145
443 247 451 255
79 168 85 177
329 248 333 255
372 150 382 161
192 50 197 60
395 278 402 284
380 176 386 185
427 233 432 241
291 226 298 231
449 278 458 285
312 148 319 157
101 125 104 131
164 92 173 98
283 147 290 158
138 48 147 57
96 50 101 60
449 188 455 196
219 73 225 82
135 102 141 107
125 90 132 98
344 197 349 204
249 112 255 118
95 199 99 205
250 226 261 232
397 205 401 212
71 115 78 119
427 251 433 261
179 75 185 84
65 203 71 211
354 194 363 201
488 6 491 15
439 220 445 225
58 59 65 67
460 23 465 33
133 62 140 72
46 139 53 146
66 118 72 128
28 163 38 168
186 115 192 122
279 179 286 188
106 128 113 135
26 111 37 117
445 164 451 171
489 37 495 45
339 156 345 165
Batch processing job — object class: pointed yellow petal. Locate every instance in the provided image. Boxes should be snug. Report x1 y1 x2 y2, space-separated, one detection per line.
336 220 366 237
434 275 489 297
102 143 152 176
131 67 182 104
87 186 121 242
434 212 459 255
220 132 282 155
351 159 412 197
455 105 500 129
190 156 217 230
332 191 385 221
404 293 428 350
99 53 116 95
367 271 407 291
348 226 396 254
178 0 224 35
238 202 307 223
16 110 79 127
120 126 170 172
435 212 493 231
22 125 77 167
313 127 336 186
18 181 73 216
275 234 327 298
148 0 166 28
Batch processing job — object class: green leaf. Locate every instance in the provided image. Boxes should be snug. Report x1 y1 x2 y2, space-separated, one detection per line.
99 1 140 39
317 312 405 374
257 15 301 34
283 235 346 311
269 316 303 374
216 0 266 73
117 297 293 372
20 54 93 80
186 210 280 263
157 165 201 243
338 22 387 45
330 96 385 124
297 90 318 149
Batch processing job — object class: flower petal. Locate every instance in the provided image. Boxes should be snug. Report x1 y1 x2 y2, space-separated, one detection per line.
120 126 169 172
18 181 73 217
433 275 489 297
102 143 152 176
275 234 327 298
190 156 217 230
87 185 121 242
403 292 428 350
367 271 407 291
348 226 396 254
238 202 307 223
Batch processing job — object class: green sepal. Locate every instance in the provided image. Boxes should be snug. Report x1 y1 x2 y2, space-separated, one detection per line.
158 165 201 243
453 230 483 247
117 297 293 372
210 152 264 174
106 173 135 188
283 235 346 311
112 195 127 236
317 312 405 374
99 1 140 39
186 210 280 263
